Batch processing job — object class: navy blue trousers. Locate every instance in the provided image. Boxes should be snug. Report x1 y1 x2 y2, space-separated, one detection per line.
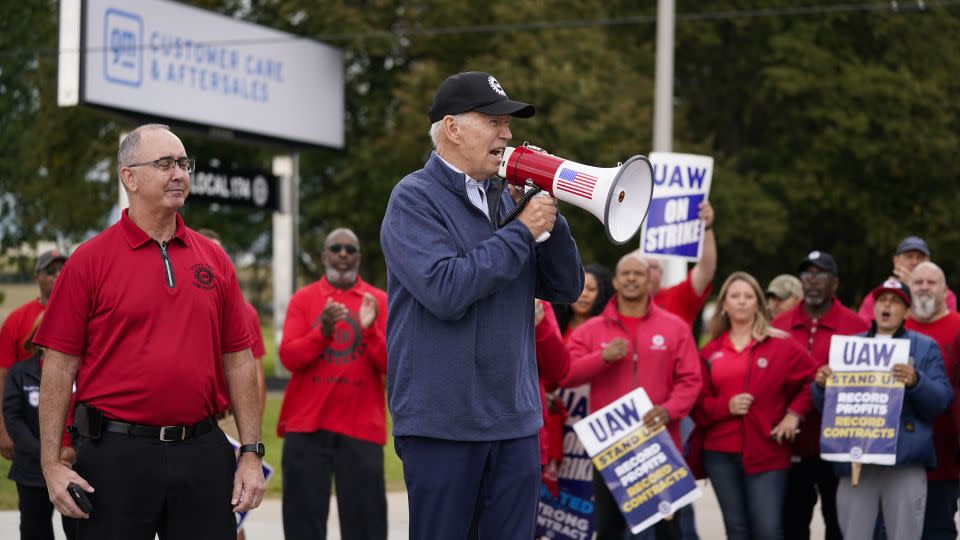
395 435 539 540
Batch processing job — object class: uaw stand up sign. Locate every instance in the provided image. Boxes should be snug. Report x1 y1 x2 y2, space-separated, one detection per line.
820 335 909 465
573 388 700 535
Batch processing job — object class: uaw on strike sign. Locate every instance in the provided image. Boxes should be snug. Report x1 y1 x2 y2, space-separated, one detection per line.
639 153 713 262
821 336 909 465
573 388 700 534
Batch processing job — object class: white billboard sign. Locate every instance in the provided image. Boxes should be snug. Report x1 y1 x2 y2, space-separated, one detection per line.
59 0 344 148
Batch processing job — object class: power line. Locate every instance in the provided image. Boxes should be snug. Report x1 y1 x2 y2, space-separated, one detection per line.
1 0 956 60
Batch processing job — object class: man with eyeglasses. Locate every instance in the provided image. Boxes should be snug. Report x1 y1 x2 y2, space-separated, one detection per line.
772 250 869 540
0 250 67 461
277 227 388 540
32 123 264 539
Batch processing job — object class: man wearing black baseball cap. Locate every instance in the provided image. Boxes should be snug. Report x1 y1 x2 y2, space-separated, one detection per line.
858 235 958 322
0 249 68 461
381 72 584 539
773 250 869 540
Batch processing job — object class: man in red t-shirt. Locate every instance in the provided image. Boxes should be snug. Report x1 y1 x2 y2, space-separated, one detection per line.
277 228 389 540
904 261 960 539
644 201 716 327
772 250 869 540
0 250 66 460
33 124 264 539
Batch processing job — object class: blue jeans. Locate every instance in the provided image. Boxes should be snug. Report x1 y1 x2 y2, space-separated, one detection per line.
703 451 787 540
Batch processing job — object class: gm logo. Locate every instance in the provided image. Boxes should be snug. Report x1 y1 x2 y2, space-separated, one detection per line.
103 9 143 87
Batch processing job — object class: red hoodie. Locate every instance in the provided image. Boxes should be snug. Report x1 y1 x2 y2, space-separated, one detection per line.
562 297 701 450
277 276 388 445
691 332 818 475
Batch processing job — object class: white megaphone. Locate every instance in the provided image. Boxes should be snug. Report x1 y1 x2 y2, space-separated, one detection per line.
497 144 654 245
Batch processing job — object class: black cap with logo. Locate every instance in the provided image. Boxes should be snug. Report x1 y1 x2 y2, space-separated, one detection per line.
428 72 535 123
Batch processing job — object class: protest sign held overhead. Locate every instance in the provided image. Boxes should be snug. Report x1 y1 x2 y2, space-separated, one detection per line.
573 388 700 535
820 335 909 465
640 153 713 262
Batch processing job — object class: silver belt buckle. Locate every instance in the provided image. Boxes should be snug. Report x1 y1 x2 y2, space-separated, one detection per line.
159 425 185 442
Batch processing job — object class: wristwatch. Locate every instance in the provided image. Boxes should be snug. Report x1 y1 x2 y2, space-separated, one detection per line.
239 442 266 458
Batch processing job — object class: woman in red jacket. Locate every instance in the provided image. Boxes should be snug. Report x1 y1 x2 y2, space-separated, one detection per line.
693 272 817 540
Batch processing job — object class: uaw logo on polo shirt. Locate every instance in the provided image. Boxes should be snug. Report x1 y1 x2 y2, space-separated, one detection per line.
650 334 667 351
757 357 769 369
314 313 368 366
191 263 216 290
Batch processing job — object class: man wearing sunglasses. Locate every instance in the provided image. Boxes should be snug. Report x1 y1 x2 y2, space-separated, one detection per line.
0 250 67 461
381 72 584 540
277 227 389 540
772 251 869 540
32 123 264 539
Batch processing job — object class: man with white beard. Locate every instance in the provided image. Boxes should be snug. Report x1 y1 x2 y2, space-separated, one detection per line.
905 261 960 540
277 227 389 540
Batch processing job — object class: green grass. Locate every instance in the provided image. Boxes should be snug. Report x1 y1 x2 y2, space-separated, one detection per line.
0 393 405 509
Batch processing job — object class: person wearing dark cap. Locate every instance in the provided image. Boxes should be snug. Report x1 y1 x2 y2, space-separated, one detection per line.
766 274 803 318
772 250 869 540
0 249 68 461
812 278 953 540
4 313 78 540
380 72 583 539
858 235 957 322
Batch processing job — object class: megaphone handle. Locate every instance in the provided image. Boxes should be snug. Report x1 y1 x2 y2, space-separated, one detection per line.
498 183 543 229
535 231 551 243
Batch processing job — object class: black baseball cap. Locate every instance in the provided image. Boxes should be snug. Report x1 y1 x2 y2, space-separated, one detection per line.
797 250 839 276
895 235 930 257
428 72 535 123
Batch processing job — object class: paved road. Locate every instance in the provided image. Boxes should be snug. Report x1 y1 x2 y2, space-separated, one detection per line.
0 482 827 539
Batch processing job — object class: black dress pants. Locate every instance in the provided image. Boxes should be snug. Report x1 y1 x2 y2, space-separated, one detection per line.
783 456 843 540
73 426 236 540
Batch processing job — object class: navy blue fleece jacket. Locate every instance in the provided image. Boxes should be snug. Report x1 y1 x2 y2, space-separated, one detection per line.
381 152 584 441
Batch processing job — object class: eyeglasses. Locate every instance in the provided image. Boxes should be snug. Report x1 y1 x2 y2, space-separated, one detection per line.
125 156 196 173
800 271 832 283
328 244 358 255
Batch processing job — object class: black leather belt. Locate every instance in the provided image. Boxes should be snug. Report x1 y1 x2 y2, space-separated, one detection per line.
101 417 215 442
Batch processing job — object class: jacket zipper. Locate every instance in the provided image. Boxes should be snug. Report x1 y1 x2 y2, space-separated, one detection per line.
157 240 175 288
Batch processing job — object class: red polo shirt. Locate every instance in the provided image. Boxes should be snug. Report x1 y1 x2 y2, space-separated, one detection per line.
906 313 960 481
772 298 869 456
702 334 754 453
0 299 44 368
33 210 253 426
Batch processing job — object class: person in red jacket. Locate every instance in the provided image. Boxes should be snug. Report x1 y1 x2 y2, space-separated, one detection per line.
534 299 570 496
563 253 701 540
904 261 960 539
693 272 817 540
772 250 869 540
277 228 388 540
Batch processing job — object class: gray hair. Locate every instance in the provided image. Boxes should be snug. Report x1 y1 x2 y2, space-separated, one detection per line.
428 114 466 149
117 123 171 176
912 261 945 284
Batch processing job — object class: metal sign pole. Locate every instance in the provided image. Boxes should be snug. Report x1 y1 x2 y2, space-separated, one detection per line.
271 154 298 379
